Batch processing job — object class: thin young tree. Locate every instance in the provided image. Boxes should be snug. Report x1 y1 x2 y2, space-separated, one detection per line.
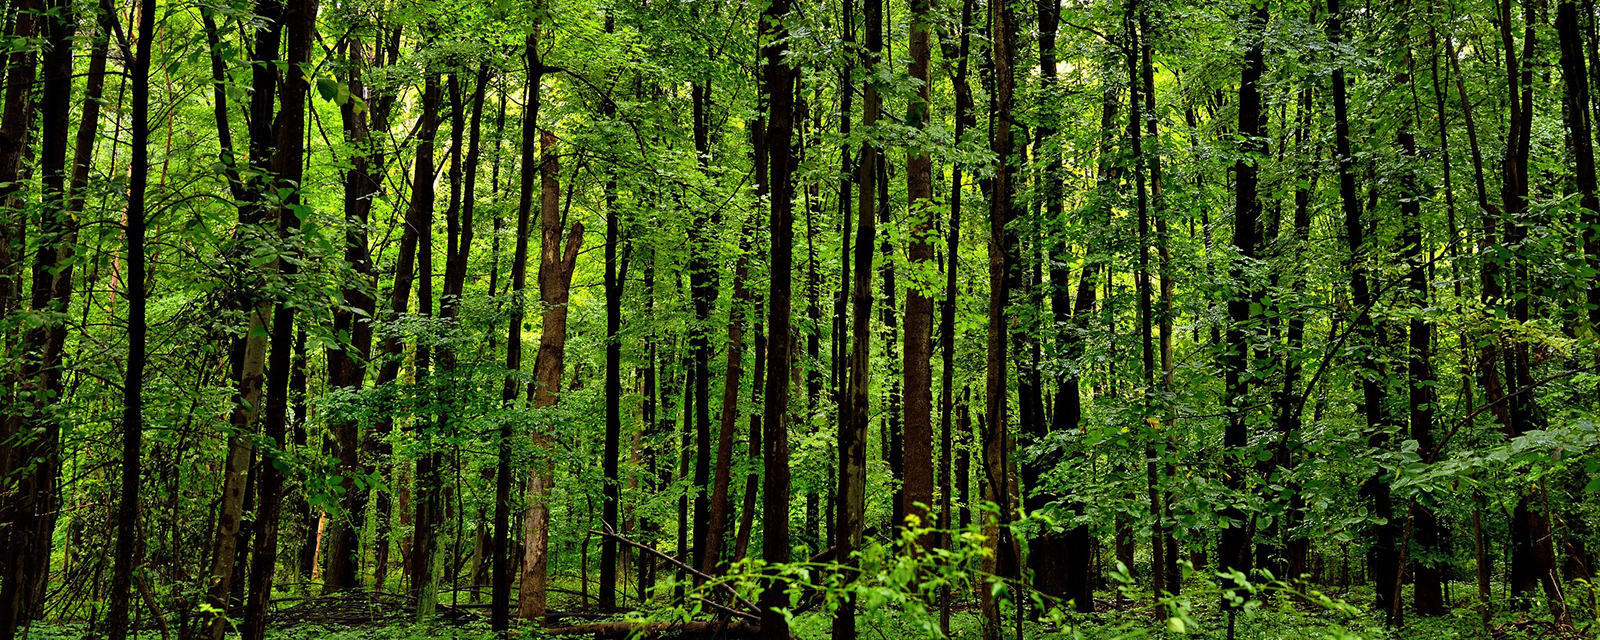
106 0 157 633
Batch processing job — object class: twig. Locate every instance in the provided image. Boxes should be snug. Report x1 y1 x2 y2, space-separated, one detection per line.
590 529 761 619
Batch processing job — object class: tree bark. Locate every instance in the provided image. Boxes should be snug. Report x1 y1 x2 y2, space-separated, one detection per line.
981 0 1018 636
241 0 317 636
519 129 584 621
494 32 542 632
1559 0 1600 330
834 0 880 632
407 70 443 616
106 0 157 634
0 0 77 630
1220 0 1267 622
900 0 935 540
704 136 764 577
935 0 974 627
757 0 797 633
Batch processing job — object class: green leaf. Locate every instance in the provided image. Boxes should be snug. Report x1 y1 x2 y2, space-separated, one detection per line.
316 77 338 102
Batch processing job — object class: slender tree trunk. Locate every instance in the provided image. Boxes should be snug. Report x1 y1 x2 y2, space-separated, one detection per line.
493 32 542 632
106 0 157 634
704 121 766 575
936 0 974 628
1123 0 1165 596
981 0 1018 636
408 71 443 616
688 78 717 579
0 0 75 630
733 320 765 563
1328 0 1397 615
601 77 624 612
1558 0 1600 331
0 0 39 335
241 0 317 635
1221 3 1267 631
323 31 384 593
1393 37 1444 618
834 0 881 632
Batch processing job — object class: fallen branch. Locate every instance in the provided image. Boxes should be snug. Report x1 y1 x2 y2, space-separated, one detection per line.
548 620 762 639
590 529 761 616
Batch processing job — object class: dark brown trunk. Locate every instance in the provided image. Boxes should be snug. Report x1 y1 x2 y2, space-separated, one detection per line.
1559 0 1600 330
704 126 764 576
601 62 623 611
688 79 717 579
1396 44 1444 617
733 321 765 563
493 32 541 632
901 0 935 531
106 0 156 634
0 0 75 630
1221 2 1267 624
323 33 382 593
757 0 797 632
241 0 316 635
1328 0 1397 615
936 0 974 628
1123 0 1164 597
407 71 443 614
981 0 1018 636
834 0 880 634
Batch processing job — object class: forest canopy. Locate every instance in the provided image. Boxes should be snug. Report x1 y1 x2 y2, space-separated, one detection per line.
0 0 1598 637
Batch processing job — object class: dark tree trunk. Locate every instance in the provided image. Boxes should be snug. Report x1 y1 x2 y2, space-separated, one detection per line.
106 0 156 634
704 121 765 576
601 73 624 611
1123 0 1164 596
688 77 717 580
757 0 797 632
1328 0 1397 616
834 0 880 632
902 0 935 529
981 0 1018 636
241 0 317 636
1559 0 1600 330
936 0 974 628
407 71 443 615
1221 1 1267 625
0 0 75 630
733 320 765 563
493 32 542 632
1395 43 1444 619
323 32 382 593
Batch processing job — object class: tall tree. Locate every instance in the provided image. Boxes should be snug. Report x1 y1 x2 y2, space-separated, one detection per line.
980 0 1019 635
901 0 935 541
494 35 543 631
519 129 583 621
757 0 797 634
406 70 444 616
835 0 881 632
0 0 77 629
322 30 383 593
107 0 157 634
1557 0 1600 331
1220 2 1267 636
242 0 318 636
936 0 975 628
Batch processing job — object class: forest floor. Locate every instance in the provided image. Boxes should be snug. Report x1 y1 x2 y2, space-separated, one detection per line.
20 581 1591 640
